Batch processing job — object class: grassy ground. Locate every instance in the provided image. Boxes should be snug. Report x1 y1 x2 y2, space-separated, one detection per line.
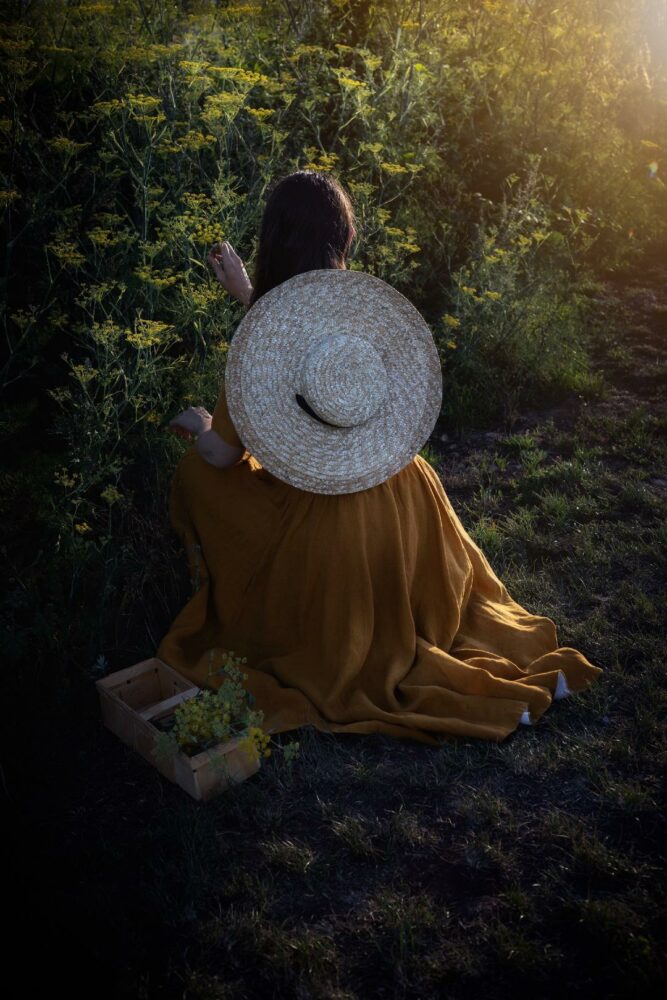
7 253 666 999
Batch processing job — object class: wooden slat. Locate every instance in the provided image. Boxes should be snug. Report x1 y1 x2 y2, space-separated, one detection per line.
138 687 199 721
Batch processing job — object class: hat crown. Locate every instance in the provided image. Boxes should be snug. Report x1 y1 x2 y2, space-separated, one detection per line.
300 333 387 428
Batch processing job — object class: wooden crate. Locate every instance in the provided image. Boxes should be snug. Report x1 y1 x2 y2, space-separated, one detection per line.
96 656 260 801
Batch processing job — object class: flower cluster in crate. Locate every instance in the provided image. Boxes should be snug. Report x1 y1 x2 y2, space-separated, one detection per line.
152 649 300 773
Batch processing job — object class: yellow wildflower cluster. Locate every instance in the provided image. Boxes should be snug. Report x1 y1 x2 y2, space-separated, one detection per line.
178 60 210 75
70 363 98 384
74 521 92 534
380 161 409 174
443 314 461 329
382 223 421 254
246 107 274 122
359 49 382 72
87 228 126 248
180 131 217 150
158 649 268 760
125 318 174 349
182 284 219 310
90 318 122 346
202 92 246 124
54 467 79 488
208 66 271 87
48 137 91 157
332 68 370 93
101 485 123 504
126 43 182 62
190 221 223 245
348 180 375 198
286 44 328 62
90 99 125 116
10 307 34 329
484 252 503 263
220 3 262 16
238 725 272 763
134 264 179 288
302 146 339 172
156 139 182 155
128 97 165 124
47 240 86 266
484 290 502 300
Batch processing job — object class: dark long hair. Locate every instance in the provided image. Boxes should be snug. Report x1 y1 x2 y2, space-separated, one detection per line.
248 171 357 308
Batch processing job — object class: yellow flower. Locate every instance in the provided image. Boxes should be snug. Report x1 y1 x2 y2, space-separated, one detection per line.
134 264 179 288
447 340 457 349
202 92 246 125
55 467 78 488
337 75 368 90
380 161 409 174
125 318 174 349
180 131 217 150
75 522 92 534
246 107 274 121
484 290 502 300
238 735 260 764
88 228 125 247
443 314 460 329
48 137 91 156
90 99 125 116
70 363 98 383
101 486 123 504
125 93 162 111
47 240 86 266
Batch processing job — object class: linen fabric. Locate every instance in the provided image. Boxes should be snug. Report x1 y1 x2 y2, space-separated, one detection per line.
156 382 603 746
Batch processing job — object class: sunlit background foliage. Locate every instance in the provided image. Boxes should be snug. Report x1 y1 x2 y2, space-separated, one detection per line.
2 0 666 686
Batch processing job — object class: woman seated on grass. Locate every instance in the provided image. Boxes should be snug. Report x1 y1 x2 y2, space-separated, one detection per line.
160 169 602 747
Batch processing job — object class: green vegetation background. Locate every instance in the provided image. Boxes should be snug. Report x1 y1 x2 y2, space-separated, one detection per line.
2 0 666 695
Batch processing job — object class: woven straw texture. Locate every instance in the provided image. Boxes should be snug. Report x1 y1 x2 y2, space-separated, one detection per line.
224 268 443 494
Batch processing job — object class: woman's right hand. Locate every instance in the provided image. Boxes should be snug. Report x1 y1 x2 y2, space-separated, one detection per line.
207 241 253 306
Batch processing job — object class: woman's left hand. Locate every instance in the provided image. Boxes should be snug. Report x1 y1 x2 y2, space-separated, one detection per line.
168 406 212 441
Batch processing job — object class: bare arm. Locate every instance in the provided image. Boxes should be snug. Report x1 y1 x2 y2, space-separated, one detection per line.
166 243 252 465
195 427 245 468
168 409 245 468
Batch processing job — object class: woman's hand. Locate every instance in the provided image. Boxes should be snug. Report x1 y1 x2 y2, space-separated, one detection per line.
168 406 212 442
207 241 253 306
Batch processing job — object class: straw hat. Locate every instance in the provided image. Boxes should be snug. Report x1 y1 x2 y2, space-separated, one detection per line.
224 268 442 494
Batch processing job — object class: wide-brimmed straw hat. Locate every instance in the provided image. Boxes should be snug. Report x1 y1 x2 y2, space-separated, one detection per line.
224 268 442 494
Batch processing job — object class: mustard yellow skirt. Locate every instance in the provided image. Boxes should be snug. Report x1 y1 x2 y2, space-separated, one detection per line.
156 448 603 746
